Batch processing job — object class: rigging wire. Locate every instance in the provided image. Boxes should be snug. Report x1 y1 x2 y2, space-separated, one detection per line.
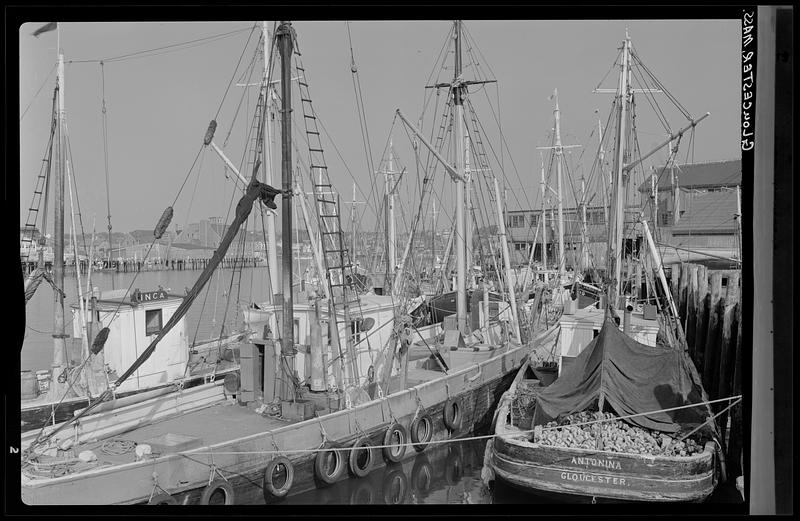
20 63 57 122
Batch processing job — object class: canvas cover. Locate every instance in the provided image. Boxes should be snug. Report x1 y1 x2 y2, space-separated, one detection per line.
533 317 713 434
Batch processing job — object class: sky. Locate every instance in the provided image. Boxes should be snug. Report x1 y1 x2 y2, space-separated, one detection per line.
18 19 741 238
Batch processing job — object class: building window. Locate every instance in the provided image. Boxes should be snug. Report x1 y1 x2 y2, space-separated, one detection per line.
145 309 163 336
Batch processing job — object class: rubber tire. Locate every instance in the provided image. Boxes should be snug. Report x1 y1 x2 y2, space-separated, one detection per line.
348 437 374 478
262 456 294 500
199 479 235 505
381 465 409 505
148 493 177 505
410 414 433 452
443 397 462 431
410 454 433 495
382 423 408 463
314 443 346 485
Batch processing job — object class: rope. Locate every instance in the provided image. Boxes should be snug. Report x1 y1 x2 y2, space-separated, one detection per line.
176 394 741 458
100 438 136 455
20 62 57 122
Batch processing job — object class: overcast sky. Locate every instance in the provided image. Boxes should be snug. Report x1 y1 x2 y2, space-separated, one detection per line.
19 19 741 237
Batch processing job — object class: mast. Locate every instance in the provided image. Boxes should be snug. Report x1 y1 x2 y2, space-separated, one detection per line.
553 89 566 277
580 174 589 272
263 21 280 302
539 151 548 275
607 32 631 310
277 21 295 400
51 53 67 395
464 133 473 285
453 20 468 334
386 139 397 278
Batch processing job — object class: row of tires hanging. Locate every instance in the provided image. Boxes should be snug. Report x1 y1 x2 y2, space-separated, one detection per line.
149 396 464 504
264 396 463 502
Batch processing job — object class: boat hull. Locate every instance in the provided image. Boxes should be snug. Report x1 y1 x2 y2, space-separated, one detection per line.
21 344 526 504
491 436 716 502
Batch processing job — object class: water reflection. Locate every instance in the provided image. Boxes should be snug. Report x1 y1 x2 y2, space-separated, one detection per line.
229 433 745 505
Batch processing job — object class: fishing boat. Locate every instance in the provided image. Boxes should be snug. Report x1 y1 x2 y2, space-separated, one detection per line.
487 31 722 503
20 20 547 505
19 45 245 433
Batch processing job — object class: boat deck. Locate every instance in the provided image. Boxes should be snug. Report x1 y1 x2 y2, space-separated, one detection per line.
77 401 293 467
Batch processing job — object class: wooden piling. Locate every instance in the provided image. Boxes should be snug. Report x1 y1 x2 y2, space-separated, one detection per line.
686 264 698 362
716 300 736 425
693 265 709 372
727 301 744 479
670 263 681 303
702 272 723 395
678 264 690 332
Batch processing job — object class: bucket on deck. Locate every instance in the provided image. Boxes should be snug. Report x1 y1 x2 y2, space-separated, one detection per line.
36 370 51 393
21 371 39 399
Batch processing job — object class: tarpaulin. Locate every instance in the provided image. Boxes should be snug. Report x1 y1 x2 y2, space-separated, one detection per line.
532 317 713 434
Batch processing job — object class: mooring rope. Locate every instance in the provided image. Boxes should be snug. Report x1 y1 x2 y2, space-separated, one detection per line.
173 394 741 457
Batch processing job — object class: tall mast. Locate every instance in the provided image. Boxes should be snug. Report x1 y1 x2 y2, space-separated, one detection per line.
387 138 397 275
51 53 67 395
553 89 566 277
607 32 631 309
263 21 279 302
464 133 473 285
580 174 589 272
453 20 468 334
539 151 548 275
276 21 295 400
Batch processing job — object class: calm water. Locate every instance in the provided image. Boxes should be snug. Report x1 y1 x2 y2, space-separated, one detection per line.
21 266 745 506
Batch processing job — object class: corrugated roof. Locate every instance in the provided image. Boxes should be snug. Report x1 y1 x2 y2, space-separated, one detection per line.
637 159 741 192
671 190 738 235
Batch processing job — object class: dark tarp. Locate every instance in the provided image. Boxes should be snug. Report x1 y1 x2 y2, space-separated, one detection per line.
532 317 713 434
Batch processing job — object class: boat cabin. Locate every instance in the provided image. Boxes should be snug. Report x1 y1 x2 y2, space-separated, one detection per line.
71 288 188 393
558 303 659 376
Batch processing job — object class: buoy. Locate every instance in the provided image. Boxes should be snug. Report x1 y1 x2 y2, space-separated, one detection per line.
199 479 234 505
348 437 374 478
382 423 408 463
443 397 463 431
148 493 177 505
410 414 433 452
262 456 293 500
314 443 345 485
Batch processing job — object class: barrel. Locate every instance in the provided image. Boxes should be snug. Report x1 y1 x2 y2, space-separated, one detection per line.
21 371 40 399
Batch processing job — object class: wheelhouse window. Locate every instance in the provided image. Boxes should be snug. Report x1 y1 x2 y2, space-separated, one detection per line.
145 309 163 336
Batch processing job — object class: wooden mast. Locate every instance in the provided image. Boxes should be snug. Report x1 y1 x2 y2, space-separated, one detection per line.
453 20 468 334
262 20 280 303
607 31 631 312
276 21 295 401
50 53 68 398
539 152 547 276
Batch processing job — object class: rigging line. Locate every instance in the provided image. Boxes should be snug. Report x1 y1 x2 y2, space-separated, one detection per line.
100 62 113 258
64 128 90 261
629 49 692 121
629 60 671 134
66 26 255 64
20 63 57 122
222 35 262 149
214 23 259 122
345 22 376 180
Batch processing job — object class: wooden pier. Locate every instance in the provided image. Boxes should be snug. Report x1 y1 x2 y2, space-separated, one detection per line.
665 262 743 483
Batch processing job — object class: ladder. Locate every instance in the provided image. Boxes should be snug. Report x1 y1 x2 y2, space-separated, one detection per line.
295 56 362 384
22 91 58 264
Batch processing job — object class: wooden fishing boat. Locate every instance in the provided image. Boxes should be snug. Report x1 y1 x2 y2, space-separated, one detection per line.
21 20 546 505
487 30 721 503
19 41 246 433
489 347 718 503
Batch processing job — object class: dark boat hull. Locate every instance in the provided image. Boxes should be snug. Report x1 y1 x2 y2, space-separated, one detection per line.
490 434 717 502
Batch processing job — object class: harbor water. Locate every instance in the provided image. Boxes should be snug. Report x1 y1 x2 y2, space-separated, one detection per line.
20 265 744 505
